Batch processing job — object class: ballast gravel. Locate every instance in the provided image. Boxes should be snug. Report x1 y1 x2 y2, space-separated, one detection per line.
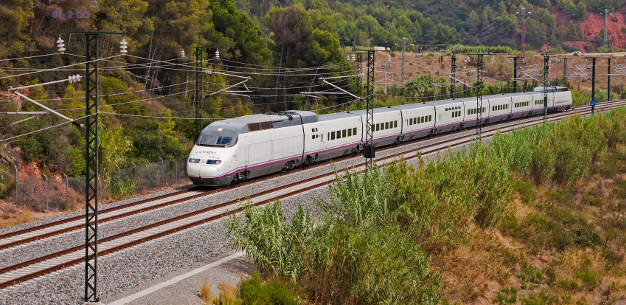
0 114 556 304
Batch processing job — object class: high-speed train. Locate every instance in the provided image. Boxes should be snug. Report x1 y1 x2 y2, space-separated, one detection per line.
187 86 572 186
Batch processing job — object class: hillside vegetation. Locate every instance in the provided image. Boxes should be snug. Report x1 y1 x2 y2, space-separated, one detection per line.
226 108 626 304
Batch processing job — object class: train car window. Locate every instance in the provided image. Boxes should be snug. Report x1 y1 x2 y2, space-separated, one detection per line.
331 131 335 140
394 120 398 128
353 127 357 135
348 128 352 137
337 130 341 139
312 135 315 140
376 124 380 131
342 129 347 137
385 122 389 129
429 115 432 121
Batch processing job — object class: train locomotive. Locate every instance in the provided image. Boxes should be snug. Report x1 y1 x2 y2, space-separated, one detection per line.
187 86 572 186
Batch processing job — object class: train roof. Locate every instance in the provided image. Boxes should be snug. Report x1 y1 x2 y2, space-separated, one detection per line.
533 86 569 92
391 102 433 110
350 106 399 116
318 111 360 122
422 99 464 106
206 110 318 133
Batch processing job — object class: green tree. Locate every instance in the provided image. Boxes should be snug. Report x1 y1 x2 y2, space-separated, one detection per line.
94 0 154 54
0 0 34 58
99 127 132 173
566 20 583 40
303 29 342 66
266 6 312 67
574 1 587 19
206 0 271 64
466 10 480 34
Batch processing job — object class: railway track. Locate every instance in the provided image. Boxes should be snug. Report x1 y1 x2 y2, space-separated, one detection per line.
0 100 623 290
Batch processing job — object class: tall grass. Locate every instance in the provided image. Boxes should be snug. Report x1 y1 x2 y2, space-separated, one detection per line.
225 107 626 304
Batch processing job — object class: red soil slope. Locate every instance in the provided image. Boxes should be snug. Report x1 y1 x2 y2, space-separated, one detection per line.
554 9 626 51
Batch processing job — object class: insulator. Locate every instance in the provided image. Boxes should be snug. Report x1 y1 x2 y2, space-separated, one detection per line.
56 36 65 54
120 38 128 55
215 50 220 59
180 49 185 58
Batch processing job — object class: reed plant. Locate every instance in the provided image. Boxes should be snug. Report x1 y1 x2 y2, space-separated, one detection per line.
225 107 626 304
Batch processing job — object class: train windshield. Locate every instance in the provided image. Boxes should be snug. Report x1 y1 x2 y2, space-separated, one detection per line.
196 126 239 147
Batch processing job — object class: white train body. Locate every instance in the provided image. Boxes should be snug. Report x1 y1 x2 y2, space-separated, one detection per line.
188 87 572 186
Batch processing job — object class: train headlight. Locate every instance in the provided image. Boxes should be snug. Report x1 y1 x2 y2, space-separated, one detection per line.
188 158 201 163
206 160 222 165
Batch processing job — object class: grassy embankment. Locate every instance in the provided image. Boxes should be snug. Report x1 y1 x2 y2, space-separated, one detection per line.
215 107 626 304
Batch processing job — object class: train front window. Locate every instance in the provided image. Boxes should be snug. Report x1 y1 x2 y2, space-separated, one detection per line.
196 126 239 147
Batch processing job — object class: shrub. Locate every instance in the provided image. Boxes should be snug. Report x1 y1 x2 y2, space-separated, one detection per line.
304 223 441 304
493 287 517 304
572 228 602 248
238 272 297 305
225 201 314 281
558 278 580 291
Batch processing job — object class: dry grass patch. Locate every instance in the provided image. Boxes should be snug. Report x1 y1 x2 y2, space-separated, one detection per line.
200 281 214 305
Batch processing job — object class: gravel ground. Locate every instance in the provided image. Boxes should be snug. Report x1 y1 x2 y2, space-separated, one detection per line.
0 113 570 304
0 186 325 305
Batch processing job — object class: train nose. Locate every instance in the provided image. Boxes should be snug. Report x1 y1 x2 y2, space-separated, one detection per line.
200 165 219 178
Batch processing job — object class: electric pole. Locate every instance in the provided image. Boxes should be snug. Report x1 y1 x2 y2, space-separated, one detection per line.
512 56 521 93
195 47 204 141
591 57 596 113
450 53 457 99
364 50 375 170
517 8 531 81
60 30 126 303
469 54 485 137
401 37 406 86
606 57 611 102
543 52 550 124
356 53 363 109
521 7 526 80
605 9 609 47
382 53 391 94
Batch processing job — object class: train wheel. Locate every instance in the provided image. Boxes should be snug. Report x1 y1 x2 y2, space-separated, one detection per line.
236 172 246 183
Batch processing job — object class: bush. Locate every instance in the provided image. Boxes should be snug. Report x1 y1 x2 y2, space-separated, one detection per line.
238 272 298 305
225 201 313 281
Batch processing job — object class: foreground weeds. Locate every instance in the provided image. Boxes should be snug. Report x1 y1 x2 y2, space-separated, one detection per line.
225 107 626 304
